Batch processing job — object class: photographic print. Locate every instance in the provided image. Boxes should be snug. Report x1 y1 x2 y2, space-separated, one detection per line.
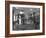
12 7 40 30
5 1 45 37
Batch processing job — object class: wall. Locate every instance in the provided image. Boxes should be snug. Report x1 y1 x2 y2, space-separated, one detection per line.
0 0 46 38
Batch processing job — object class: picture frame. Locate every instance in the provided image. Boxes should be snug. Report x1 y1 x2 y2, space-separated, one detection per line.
5 1 45 37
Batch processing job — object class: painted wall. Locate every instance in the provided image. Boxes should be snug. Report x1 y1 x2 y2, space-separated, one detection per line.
0 0 46 38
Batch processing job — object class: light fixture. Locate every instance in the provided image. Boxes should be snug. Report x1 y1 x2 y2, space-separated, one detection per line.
20 11 24 14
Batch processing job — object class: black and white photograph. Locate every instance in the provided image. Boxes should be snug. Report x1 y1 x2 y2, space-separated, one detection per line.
12 7 40 30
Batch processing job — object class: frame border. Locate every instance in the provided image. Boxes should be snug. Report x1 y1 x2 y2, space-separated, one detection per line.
5 1 45 37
